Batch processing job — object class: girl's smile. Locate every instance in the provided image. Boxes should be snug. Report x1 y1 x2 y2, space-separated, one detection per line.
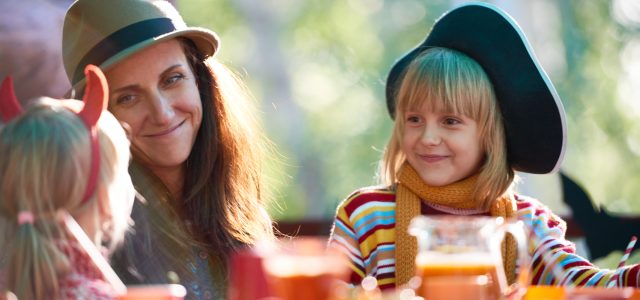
418 154 448 163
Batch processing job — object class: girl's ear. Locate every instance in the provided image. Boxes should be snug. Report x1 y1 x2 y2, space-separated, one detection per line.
97 184 112 223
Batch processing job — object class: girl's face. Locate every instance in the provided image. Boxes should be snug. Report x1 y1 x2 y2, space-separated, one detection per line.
105 39 203 173
401 105 484 186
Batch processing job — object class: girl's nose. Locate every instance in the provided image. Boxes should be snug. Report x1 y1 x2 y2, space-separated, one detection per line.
421 126 441 146
148 93 175 124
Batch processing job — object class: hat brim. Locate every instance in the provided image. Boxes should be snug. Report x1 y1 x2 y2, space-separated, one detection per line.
385 2 566 174
69 27 219 93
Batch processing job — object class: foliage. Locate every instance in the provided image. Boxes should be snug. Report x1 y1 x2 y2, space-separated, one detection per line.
178 0 640 220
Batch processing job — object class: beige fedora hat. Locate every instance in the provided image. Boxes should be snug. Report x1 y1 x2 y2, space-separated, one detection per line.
63 0 219 92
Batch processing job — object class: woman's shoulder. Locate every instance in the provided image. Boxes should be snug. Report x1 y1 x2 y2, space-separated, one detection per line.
335 185 396 214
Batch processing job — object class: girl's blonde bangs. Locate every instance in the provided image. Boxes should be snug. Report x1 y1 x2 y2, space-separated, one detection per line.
396 48 493 124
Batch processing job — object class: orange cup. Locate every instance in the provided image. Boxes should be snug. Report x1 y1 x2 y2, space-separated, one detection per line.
524 286 566 300
567 286 635 299
118 284 186 300
419 275 493 300
261 238 349 300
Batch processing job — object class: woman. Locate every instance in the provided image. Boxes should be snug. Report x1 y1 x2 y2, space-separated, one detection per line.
62 0 274 298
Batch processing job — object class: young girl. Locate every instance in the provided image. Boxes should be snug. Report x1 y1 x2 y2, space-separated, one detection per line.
329 2 640 291
0 65 135 299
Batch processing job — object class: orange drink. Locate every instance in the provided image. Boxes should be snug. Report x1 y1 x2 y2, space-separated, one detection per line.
418 263 498 277
267 272 341 300
262 238 349 300
415 251 501 299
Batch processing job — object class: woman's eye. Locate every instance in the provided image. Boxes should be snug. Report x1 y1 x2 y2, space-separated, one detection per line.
164 73 185 86
115 94 136 105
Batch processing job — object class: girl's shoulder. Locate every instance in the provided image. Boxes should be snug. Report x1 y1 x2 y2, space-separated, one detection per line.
514 193 546 209
514 193 568 236
55 240 118 299
60 275 117 300
335 185 396 214
514 193 561 216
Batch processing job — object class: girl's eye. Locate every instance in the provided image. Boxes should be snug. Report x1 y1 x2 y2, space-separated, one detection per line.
443 117 461 125
406 115 422 124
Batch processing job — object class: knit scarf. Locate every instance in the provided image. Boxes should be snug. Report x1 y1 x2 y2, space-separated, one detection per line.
395 162 518 287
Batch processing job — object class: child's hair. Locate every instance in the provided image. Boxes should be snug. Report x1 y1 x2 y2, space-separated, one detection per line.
0 97 133 299
380 47 515 210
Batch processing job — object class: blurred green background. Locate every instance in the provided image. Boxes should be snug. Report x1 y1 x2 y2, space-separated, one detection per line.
1 0 639 224
177 0 640 221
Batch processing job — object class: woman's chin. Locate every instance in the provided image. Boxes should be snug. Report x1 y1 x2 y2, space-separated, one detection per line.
140 154 190 171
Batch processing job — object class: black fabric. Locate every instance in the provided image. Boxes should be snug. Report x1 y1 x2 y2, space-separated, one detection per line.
72 18 176 85
110 198 177 284
109 197 224 299
561 172 640 260
385 3 564 174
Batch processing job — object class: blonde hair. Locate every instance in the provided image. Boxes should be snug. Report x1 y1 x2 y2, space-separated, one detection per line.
380 48 514 210
0 98 133 299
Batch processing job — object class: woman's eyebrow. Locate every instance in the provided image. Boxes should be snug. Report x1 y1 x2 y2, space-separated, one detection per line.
159 64 184 77
111 83 141 95
110 64 184 94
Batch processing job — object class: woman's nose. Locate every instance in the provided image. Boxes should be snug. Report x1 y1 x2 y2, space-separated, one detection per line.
148 93 175 124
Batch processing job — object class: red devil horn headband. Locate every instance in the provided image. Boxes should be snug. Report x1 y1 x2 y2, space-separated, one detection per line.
0 65 108 205
0 76 23 122
78 64 108 205
79 64 108 129
0 65 108 128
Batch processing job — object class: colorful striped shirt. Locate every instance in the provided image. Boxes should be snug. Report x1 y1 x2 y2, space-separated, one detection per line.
329 185 640 290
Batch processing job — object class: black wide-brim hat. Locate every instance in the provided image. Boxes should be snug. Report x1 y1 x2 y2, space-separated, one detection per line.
386 2 566 174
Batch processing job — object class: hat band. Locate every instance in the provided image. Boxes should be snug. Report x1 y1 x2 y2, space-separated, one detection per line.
72 17 177 85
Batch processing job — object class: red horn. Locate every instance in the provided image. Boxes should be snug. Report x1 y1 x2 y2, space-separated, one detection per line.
78 65 108 128
77 64 108 205
0 76 23 123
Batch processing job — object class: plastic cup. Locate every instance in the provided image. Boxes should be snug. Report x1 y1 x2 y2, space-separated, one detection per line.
118 284 186 300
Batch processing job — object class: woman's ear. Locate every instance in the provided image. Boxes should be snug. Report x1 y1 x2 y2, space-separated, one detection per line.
119 121 132 141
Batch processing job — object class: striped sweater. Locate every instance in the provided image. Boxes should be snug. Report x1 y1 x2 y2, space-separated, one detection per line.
329 185 640 290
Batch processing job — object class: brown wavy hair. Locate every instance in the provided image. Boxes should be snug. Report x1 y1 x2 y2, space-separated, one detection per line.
124 38 274 271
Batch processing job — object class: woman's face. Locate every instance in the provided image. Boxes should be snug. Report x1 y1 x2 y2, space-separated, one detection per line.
105 39 203 173
401 105 484 186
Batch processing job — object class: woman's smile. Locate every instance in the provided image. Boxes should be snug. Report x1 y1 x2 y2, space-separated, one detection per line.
144 120 185 138
106 39 203 171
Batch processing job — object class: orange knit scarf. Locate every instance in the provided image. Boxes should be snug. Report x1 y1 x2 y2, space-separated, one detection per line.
395 162 518 287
